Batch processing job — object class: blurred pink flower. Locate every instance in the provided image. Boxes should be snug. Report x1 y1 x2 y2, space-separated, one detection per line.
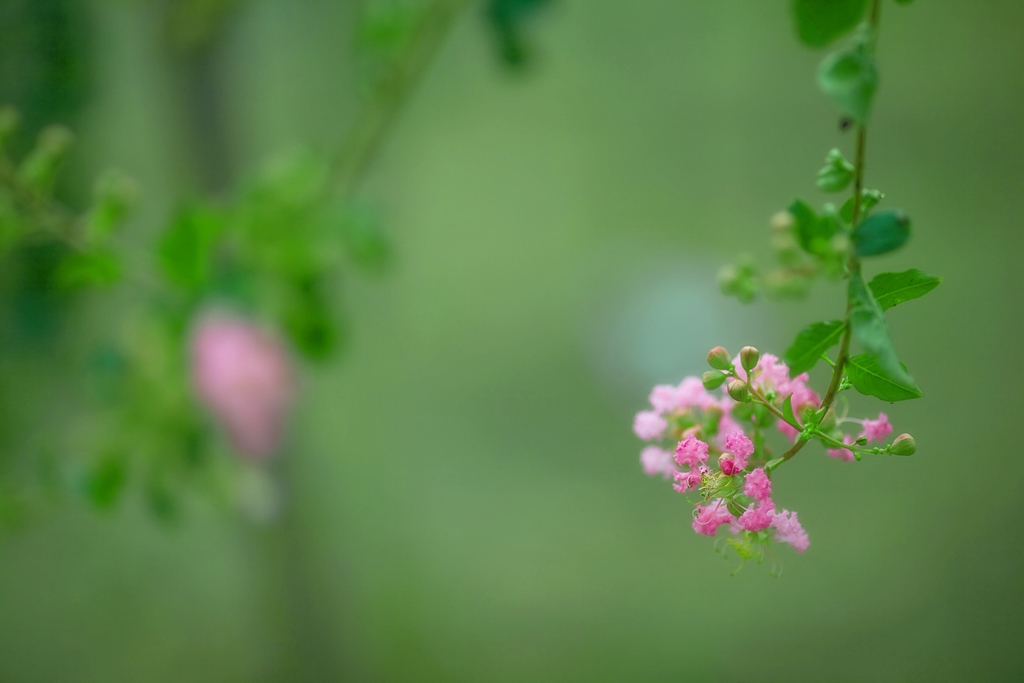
191 312 296 459
861 412 893 443
641 446 676 479
771 509 809 553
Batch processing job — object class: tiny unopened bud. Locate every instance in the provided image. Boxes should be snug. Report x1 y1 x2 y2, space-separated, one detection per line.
855 435 868 446
740 346 760 372
707 346 733 371
719 455 740 476
726 379 749 402
770 211 794 232
702 370 726 390
890 433 916 456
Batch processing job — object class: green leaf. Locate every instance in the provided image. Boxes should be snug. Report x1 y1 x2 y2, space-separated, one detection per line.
846 353 923 401
55 250 122 291
868 268 942 311
840 188 883 223
158 203 225 291
789 199 841 255
817 36 878 124
784 320 845 375
848 270 919 390
85 454 127 510
792 0 868 47
781 394 798 427
816 148 855 192
852 209 911 256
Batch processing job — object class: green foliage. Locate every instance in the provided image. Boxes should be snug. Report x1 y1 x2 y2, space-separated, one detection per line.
846 353 923 401
848 269 918 390
486 0 552 67
792 0 867 47
85 171 138 243
158 202 225 292
790 199 842 255
839 188 882 223
784 320 845 375
16 125 73 194
55 250 122 291
868 268 941 311
84 452 128 510
817 31 877 124
816 148 855 192
852 209 910 256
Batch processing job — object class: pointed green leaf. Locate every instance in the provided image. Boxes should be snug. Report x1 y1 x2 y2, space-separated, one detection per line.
868 269 942 311
817 38 878 124
781 394 798 428
848 270 919 390
790 199 841 255
846 353 923 402
853 210 911 256
792 0 868 48
784 320 845 375
158 202 226 291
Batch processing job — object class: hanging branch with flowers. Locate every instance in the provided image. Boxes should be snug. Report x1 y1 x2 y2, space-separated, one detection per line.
633 0 937 571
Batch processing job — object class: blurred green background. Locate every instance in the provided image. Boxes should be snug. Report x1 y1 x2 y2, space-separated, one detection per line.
1 1 1022 681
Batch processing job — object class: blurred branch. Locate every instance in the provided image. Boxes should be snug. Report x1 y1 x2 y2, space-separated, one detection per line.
332 0 471 196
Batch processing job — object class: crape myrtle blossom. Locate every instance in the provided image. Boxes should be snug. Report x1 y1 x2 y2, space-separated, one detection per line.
633 345 914 568
191 311 296 460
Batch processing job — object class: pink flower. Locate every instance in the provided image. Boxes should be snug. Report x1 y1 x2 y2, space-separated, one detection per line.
674 435 709 468
827 434 856 462
633 411 667 441
723 431 754 469
673 467 705 494
738 498 776 532
719 455 741 476
786 373 821 411
778 419 800 443
861 412 892 443
771 509 809 553
191 312 296 460
692 499 734 536
648 385 681 414
641 446 676 478
676 377 710 410
743 468 772 501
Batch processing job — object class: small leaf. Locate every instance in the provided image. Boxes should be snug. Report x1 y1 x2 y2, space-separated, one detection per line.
817 36 878 124
816 148 855 192
848 270 919 390
781 394 798 427
85 454 127 510
868 268 942 311
840 188 883 223
846 353 923 402
852 210 911 256
55 250 122 291
158 202 225 291
792 0 868 47
785 320 845 375
789 199 841 255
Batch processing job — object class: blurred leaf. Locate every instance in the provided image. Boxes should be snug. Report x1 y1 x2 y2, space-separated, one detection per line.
792 0 867 47
146 479 179 524
332 204 392 272
16 124 73 193
846 353 922 401
852 210 910 256
868 268 941 311
158 202 225 291
85 170 138 242
839 188 883 223
282 276 340 361
848 269 918 390
816 148 854 192
817 35 877 124
785 320 845 375
790 199 841 255
85 453 127 510
0 104 20 152
486 0 552 67
55 249 122 291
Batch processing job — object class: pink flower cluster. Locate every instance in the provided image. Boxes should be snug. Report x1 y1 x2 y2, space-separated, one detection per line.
736 352 820 442
191 312 296 460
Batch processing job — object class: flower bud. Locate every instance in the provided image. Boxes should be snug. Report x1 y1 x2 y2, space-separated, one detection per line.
740 346 760 372
702 370 726 390
726 379 749 403
719 454 740 476
707 346 733 371
889 433 916 456
854 435 868 446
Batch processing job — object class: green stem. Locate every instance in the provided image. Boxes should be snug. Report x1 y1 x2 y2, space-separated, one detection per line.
331 0 469 196
779 0 881 465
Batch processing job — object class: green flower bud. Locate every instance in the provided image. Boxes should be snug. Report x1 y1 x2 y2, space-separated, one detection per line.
726 379 749 403
889 433 916 456
707 346 733 371
740 346 760 372
702 370 727 390
855 435 868 446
